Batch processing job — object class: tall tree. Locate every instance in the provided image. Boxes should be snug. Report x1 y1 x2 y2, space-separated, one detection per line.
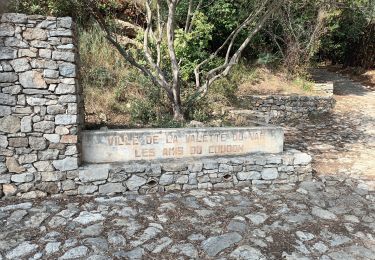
83 0 283 120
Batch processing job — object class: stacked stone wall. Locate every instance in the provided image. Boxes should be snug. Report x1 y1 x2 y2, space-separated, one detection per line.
0 13 82 198
77 150 312 195
240 95 336 123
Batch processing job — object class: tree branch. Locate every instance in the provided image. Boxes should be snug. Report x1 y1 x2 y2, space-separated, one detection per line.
84 0 173 99
193 0 283 99
167 0 181 99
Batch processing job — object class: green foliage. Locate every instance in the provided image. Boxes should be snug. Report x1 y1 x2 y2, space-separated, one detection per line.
319 4 370 65
175 12 214 81
292 77 314 92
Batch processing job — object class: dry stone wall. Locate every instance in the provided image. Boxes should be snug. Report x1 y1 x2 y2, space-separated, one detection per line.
0 13 82 198
77 150 312 195
240 95 336 123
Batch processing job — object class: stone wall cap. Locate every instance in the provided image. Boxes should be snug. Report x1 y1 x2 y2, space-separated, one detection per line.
82 125 284 134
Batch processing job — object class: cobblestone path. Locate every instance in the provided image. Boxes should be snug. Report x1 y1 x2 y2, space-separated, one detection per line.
0 69 374 259
0 179 374 260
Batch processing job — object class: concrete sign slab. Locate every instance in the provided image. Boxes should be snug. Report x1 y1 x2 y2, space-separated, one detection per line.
81 127 284 163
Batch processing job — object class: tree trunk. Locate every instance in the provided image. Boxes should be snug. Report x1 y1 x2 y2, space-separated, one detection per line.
172 105 184 121
172 96 184 121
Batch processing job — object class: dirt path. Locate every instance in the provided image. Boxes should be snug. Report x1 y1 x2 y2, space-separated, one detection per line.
284 68 375 188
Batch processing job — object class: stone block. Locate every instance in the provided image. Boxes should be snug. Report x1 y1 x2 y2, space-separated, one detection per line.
30 40 51 49
59 62 76 77
34 161 54 171
0 136 8 148
21 116 32 132
0 174 11 184
60 135 78 144
57 44 74 50
99 183 126 195
203 161 219 170
11 172 34 183
1 13 27 23
44 134 60 143
122 164 145 173
165 184 181 191
261 168 278 180
79 166 109 182
219 164 233 173
9 58 31 72
0 116 20 133
50 28 73 37
0 47 17 60
38 149 59 160
0 93 16 106
150 164 162 175
159 174 174 185
29 137 47 150
31 59 58 69
18 154 37 164
35 182 59 194
37 20 56 29
198 183 212 189
26 97 47 106
55 126 70 135
52 51 75 62
267 156 282 164
55 115 77 125
19 49 37 58
126 175 147 191
0 105 11 117
19 71 47 89
23 28 48 40
8 137 28 148
0 23 14 36
44 69 59 78
58 95 77 103
176 175 189 184
41 171 65 182
3 85 21 95
2 184 17 196
188 162 203 172
65 145 77 156
55 84 76 94
162 163 187 172
39 49 52 59
53 157 78 171
57 17 73 28
78 185 98 194
33 121 55 133
62 179 76 191
47 105 65 115
237 171 261 181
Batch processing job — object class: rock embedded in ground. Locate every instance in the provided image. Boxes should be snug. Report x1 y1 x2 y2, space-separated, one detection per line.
73 212 105 225
59 246 89 259
311 207 337 220
5 242 38 259
201 232 243 257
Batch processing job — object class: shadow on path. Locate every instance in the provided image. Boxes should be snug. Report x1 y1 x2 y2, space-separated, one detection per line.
309 68 370 96
286 68 375 183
